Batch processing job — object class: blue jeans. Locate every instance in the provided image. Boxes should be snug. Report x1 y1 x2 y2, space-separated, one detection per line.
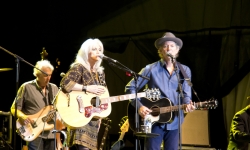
146 124 179 150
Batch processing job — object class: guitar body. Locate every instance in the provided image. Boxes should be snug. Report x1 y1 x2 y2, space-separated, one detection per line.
16 105 55 141
127 97 174 132
56 86 110 128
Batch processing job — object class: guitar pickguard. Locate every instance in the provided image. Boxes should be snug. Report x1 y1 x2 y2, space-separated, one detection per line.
84 103 108 117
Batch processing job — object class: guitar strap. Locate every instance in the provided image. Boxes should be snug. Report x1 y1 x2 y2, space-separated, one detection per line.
48 83 53 105
176 62 193 87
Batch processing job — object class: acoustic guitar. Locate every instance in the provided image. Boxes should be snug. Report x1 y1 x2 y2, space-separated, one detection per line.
16 105 56 141
55 87 160 128
127 98 218 132
110 116 129 150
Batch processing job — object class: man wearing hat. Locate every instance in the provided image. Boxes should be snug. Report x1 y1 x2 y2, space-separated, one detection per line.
125 32 195 150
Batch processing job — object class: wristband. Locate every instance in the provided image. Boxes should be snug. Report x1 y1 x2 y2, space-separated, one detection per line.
82 86 87 93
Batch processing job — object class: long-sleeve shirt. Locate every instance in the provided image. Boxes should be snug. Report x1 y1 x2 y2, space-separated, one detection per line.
125 59 192 130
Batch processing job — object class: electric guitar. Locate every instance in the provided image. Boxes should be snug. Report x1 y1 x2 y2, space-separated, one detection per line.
16 105 56 141
99 118 111 150
127 98 218 131
111 116 129 150
55 86 160 128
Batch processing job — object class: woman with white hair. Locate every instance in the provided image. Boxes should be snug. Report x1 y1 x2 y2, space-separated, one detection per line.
60 38 107 150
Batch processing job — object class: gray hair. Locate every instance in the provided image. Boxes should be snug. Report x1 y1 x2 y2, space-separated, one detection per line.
33 60 54 77
70 38 104 73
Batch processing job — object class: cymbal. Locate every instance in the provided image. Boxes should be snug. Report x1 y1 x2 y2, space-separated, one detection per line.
0 68 13 72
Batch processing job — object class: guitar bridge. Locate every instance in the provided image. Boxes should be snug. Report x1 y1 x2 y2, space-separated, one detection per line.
76 95 84 113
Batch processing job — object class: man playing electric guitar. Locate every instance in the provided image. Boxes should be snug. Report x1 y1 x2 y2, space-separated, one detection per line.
10 60 62 150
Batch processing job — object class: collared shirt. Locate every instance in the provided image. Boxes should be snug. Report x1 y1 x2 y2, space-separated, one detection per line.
11 79 58 138
125 59 192 130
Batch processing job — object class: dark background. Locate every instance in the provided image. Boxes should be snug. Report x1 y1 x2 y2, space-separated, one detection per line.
0 1 250 150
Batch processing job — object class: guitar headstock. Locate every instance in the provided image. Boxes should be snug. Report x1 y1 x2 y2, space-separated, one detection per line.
40 47 48 60
119 116 129 133
194 98 218 110
102 117 112 128
144 88 161 100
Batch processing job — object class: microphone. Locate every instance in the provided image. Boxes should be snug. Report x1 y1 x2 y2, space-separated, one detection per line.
60 72 65 77
166 52 176 63
166 52 175 59
98 54 117 63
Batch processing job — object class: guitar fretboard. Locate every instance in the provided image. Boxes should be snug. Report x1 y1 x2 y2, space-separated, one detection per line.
160 105 186 113
100 92 146 103
42 110 56 122
159 101 214 113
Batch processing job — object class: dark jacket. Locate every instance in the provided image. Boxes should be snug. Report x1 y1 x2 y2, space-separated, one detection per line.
227 105 250 150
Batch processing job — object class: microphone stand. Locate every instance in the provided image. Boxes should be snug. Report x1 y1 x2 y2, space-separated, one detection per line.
52 130 68 150
0 46 48 150
171 58 184 150
104 60 158 150
51 87 63 150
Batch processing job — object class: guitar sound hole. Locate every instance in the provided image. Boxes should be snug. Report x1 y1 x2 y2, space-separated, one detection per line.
91 97 101 107
151 106 160 116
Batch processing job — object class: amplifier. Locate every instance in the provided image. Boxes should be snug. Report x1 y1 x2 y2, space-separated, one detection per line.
181 110 210 147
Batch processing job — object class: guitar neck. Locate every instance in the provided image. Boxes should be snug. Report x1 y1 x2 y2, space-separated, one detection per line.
118 132 125 141
99 126 109 150
160 105 185 113
159 101 210 113
100 92 146 103
42 110 56 122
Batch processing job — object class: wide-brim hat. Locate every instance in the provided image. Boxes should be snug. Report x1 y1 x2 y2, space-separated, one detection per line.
154 32 183 49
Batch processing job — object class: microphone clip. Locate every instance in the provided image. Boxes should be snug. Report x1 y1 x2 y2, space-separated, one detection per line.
166 53 176 63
